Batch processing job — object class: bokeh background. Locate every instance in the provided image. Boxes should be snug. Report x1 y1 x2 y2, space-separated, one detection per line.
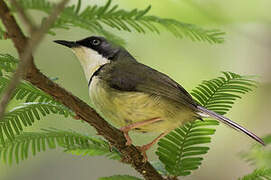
0 0 271 179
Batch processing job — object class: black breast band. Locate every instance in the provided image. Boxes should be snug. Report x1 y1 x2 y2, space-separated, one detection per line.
88 64 106 87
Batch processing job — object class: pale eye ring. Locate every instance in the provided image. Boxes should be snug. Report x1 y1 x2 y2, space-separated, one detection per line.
92 39 101 46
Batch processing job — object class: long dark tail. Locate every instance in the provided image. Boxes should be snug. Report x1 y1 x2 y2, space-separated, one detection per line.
197 105 265 145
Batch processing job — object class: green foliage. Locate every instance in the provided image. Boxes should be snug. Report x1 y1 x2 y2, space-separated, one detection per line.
0 55 73 145
0 0 263 179
240 135 271 168
0 54 18 76
0 76 55 103
0 54 54 103
191 71 256 114
156 120 218 176
239 136 271 180
0 102 73 144
99 175 142 180
14 0 224 44
0 51 119 165
65 137 121 160
0 128 119 165
239 168 271 180
156 72 257 176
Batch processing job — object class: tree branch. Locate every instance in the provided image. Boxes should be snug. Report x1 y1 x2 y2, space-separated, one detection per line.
0 0 164 179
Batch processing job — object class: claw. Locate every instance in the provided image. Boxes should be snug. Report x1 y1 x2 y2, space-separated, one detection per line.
120 129 132 146
136 145 149 162
137 132 168 162
120 117 162 146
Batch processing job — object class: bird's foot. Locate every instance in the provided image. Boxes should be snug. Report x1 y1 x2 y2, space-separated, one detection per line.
120 117 162 146
120 128 133 146
136 132 168 162
136 144 151 162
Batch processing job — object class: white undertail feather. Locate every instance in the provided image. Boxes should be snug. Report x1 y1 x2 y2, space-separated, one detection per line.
72 46 110 81
197 106 265 145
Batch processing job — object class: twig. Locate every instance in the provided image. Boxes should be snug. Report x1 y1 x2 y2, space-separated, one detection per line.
10 0 37 34
0 0 165 179
0 0 69 125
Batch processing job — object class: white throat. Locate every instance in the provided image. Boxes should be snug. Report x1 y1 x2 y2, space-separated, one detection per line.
72 46 110 81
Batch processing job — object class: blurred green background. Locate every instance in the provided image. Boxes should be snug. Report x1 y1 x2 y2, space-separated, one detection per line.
0 0 271 179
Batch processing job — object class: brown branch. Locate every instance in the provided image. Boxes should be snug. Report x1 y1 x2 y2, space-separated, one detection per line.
0 0 165 179
0 0 69 123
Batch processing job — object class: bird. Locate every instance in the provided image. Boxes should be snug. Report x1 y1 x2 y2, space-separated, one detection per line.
54 36 264 160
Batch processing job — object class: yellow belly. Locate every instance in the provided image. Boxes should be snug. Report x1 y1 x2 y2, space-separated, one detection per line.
89 77 197 133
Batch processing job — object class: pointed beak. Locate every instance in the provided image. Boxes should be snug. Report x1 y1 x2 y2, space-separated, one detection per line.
54 40 78 48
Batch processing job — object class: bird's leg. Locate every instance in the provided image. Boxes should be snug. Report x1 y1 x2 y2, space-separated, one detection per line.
120 117 161 146
137 132 167 162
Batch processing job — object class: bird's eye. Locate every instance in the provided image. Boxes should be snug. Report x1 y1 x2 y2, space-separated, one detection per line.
92 39 101 46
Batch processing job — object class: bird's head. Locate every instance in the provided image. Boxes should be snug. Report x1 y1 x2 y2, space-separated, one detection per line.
54 36 120 80
54 36 121 62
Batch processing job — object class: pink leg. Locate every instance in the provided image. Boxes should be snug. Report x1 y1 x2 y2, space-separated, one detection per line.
120 117 161 145
137 132 168 162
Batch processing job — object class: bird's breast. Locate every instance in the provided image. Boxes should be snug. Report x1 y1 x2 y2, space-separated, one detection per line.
88 76 120 123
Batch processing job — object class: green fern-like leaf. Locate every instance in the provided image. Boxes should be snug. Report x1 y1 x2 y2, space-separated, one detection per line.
0 54 54 102
0 54 18 76
156 72 257 176
0 102 73 144
64 137 121 160
239 168 271 180
240 135 271 168
0 129 119 165
99 175 142 180
191 72 256 114
0 76 55 103
15 0 224 44
66 146 120 160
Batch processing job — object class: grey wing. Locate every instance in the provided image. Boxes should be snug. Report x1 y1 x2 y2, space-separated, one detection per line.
100 61 198 109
